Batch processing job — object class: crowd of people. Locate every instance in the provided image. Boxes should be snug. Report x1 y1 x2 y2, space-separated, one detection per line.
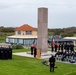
51 42 74 52
30 42 76 72
51 42 76 63
48 42 76 72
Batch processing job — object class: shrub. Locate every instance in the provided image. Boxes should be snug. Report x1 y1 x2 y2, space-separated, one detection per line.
12 44 23 49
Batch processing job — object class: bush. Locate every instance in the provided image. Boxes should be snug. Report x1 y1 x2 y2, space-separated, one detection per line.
12 44 23 49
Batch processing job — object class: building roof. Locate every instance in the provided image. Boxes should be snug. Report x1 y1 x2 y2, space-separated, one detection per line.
64 37 76 40
15 24 37 31
6 35 37 39
49 38 73 42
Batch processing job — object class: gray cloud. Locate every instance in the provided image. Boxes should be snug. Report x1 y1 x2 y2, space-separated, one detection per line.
0 0 76 28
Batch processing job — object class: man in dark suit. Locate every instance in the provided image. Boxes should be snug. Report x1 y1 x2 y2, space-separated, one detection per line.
61 43 64 51
64 42 67 50
34 47 37 58
66 43 70 52
55 43 57 52
30 45 34 55
7 46 12 59
51 45 54 52
49 55 55 72
70 42 74 52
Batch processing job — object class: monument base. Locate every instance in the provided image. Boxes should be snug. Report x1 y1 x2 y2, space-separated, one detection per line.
36 49 41 58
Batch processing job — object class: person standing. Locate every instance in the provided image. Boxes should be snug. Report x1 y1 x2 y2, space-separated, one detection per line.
61 43 64 51
64 42 67 50
30 45 34 55
51 45 54 52
70 42 74 52
55 43 57 52
57 43 60 50
66 43 70 52
49 55 55 72
34 47 37 58
51 38 55 52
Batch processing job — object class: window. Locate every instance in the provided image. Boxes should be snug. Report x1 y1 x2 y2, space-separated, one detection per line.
19 39 23 44
26 31 32 35
14 39 17 43
6 38 9 42
9 38 14 43
18 31 21 35
75 41 76 44
24 39 30 45
24 39 37 46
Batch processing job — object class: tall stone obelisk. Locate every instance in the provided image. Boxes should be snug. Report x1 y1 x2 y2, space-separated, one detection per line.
37 7 48 52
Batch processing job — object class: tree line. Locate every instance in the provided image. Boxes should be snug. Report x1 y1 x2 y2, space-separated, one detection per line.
0 26 76 37
48 26 76 37
0 26 15 36
0 26 15 32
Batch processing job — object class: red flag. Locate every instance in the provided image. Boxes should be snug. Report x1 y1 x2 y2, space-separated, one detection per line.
32 40 36 48
51 39 55 47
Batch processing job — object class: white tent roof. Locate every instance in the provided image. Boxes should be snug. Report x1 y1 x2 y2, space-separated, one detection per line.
64 37 76 40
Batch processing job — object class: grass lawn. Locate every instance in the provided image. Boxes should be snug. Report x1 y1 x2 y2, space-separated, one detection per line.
74 34 76 37
0 55 76 75
0 36 5 43
12 48 30 53
0 48 76 75
74 46 76 50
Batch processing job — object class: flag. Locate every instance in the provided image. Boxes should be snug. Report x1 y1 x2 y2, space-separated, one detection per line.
51 38 55 47
32 40 36 48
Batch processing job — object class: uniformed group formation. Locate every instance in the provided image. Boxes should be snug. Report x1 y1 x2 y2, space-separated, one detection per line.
0 46 12 60
52 42 76 63
51 42 74 52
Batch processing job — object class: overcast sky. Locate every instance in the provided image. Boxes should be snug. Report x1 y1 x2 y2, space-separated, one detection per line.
0 0 76 28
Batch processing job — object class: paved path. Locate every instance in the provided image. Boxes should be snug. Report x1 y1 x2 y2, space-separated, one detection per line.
13 51 56 59
13 52 76 64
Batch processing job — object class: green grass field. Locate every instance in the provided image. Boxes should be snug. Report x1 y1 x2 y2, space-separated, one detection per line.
0 55 76 75
12 48 30 53
0 32 14 43
74 34 76 37
0 36 5 43
0 49 76 75
0 34 76 75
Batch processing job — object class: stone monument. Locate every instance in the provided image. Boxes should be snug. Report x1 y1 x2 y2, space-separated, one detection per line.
37 7 48 52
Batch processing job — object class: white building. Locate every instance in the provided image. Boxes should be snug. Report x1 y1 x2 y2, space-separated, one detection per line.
6 24 37 46
64 37 76 46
